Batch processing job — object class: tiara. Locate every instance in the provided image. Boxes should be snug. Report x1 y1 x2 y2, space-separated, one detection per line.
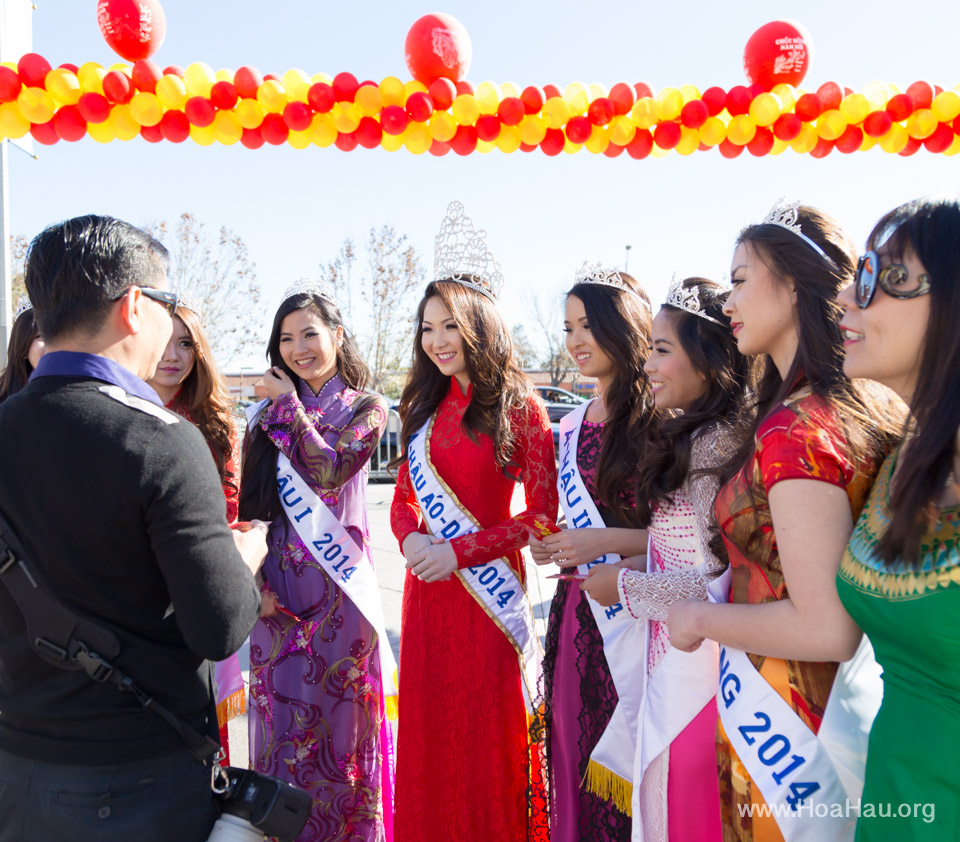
281 279 340 309
433 201 503 301
760 198 838 268
173 289 203 320
573 261 651 309
13 296 32 319
664 275 726 326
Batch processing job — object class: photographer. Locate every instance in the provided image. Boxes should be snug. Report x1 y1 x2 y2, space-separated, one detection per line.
0 215 265 842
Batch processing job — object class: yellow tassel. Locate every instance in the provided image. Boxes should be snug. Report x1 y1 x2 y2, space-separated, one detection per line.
583 758 633 816
385 694 399 722
216 690 247 728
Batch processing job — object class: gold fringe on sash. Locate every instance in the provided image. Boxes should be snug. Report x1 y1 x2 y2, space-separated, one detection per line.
216 689 247 728
385 694 399 721
583 758 633 816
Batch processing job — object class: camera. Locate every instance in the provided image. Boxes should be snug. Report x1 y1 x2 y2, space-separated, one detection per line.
207 767 312 842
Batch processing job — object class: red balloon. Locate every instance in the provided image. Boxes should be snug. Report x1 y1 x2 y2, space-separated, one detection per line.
380 105 409 136
261 113 289 145
132 60 162 93
210 81 239 111
898 137 921 157
97 0 166 62
139 124 163 143
726 86 752 116
519 142 537 153
836 125 864 154
234 66 263 99
540 128 565 156
58 63 80 74
718 139 744 159
701 87 726 116
332 72 359 103
863 110 893 138
680 100 709 129
428 78 457 110
587 98 615 126
743 20 812 90
886 94 914 123
476 114 501 142
565 115 591 144
308 83 336 113
163 65 184 78
335 131 358 151
519 86 544 114
906 81 934 110
103 70 133 103
773 113 802 141
356 117 383 148
184 97 215 127
497 97 525 126
795 93 822 122
159 110 189 142
609 83 635 115
283 101 312 131
78 92 111 124
954 116 960 136
30 120 59 146
810 138 834 159
240 127 264 149
450 125 478 156
263 73 281 83
747 128 775 156
429 139 451 156
406 91 434 122
17 53 51 88
654 121 682 150
816 82 843 112
404 13 472 84
542 84 561 100
455 80 474 97
0 67 22 102
603 142 625 158
53 106 87 141
626 130 653 159
924 124 954 154
634 82 654 99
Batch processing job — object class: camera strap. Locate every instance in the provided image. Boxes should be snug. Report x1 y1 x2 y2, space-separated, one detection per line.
0 506 222 765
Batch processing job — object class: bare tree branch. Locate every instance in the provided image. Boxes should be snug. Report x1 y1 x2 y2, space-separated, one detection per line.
529 292 574 386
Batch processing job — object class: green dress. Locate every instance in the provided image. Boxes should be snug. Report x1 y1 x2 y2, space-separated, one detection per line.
837 449 960 841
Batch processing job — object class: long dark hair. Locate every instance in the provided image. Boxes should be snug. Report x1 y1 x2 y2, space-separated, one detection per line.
869 196 960 566
722 205 901 485
634 279 752 527
0 308 40 404
164 307 237 492
568 274 658 528
390 279 531 472
239 293 370 521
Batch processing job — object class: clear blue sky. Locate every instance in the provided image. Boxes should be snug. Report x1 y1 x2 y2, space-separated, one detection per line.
7 0 958 366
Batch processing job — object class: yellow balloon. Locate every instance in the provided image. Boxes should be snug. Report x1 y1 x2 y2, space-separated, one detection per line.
727 114 757 146
679 83 701 103
16 87 54 124
676 126 699 156
588 83 608 100
332 102 361 133
184 62 216 97
861 80 890 111
189 124 215 146
451 94 480 126
429 111 457 142
310 113 338 147
475 81 501 114
749 93 781 127
770 137 788 155
236 99 266 129
584 125 609 154
380 131 404 152
496 124 523 153
608 115 636 146
129 92 163 126
107 104 139 140
287 128 311 149
816 110 847 141
215 69 233 83
257 79 286 113
944 135 960 156
630 98 658 130
839 94 869 124
477 139 495 154
379 76 406 106
212 110 243 144
403 79 428 98
86 121 114 143
656 87 683 121
650 142 670 159
403 121 431 154
354 84 383 116
860 134 877 152
77 62 106 94
0 102 29 139
311 72 333 85
771 84 797 111
542 96 572 129
563 82 589 114
45 68 82 105
790 123 818 154
562 138 582 154
107 62 130 74
906 108 937 140
156 75 188 109
500 81 521 98
519 114 547 145
282 69 311 101
932 91 960 122
880 123 909 153
699 116 726 146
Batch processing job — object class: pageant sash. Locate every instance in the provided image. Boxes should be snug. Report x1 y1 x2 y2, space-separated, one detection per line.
557 400 648 815
708 571 867 842
407 416 541 713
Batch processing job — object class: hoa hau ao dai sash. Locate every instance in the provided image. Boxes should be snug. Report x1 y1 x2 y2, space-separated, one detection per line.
407 416 541 713
558 400 648 814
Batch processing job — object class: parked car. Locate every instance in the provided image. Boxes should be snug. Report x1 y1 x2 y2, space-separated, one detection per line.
535 385 587 422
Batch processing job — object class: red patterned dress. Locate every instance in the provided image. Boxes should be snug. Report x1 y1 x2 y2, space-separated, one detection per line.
713 387 879 842
390 377 558 842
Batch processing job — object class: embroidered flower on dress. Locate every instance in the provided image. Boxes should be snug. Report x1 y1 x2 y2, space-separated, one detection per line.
284 732 318 768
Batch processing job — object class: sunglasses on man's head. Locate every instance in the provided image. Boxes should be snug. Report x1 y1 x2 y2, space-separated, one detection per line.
855 250 931 309
114 286 179 317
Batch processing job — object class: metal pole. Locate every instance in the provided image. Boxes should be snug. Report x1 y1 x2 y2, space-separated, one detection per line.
0 141 12 370
624 244 632 273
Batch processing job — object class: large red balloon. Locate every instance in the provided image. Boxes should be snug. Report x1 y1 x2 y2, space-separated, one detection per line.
97 0 166 62
404 13 472 85
743 20 813 91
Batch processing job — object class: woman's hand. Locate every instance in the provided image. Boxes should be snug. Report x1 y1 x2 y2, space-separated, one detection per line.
406 537 458 583
580 564 622 606
536 527 606 568
666 598 705 652
259 591 280 618
264 366 296 400
526 528 554 564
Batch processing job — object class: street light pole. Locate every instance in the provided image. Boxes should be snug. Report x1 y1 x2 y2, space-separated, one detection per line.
624 244 632 273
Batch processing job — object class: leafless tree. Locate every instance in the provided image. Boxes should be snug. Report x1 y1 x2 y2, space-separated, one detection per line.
9 235 27 304
510 323 537 369
529 292 574 386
